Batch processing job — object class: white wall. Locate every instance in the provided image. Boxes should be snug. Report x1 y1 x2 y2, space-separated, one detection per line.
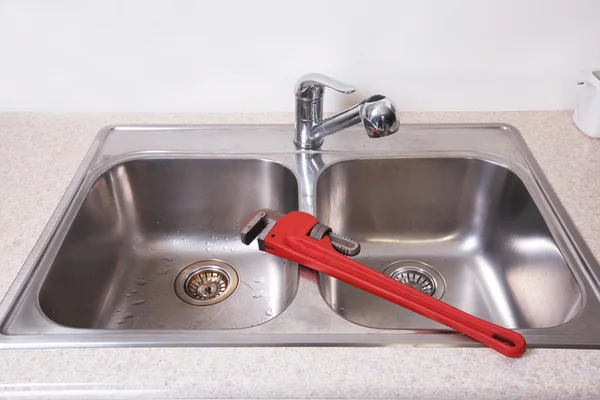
1 0 599 112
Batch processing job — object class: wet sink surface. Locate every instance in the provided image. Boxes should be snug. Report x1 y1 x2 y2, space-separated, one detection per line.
40 158 299 329
316 158 582 329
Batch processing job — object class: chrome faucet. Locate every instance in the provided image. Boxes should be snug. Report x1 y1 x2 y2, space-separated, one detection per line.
294 73 400 149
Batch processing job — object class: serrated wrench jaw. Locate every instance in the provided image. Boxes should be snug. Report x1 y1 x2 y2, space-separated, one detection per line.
240 209 285 249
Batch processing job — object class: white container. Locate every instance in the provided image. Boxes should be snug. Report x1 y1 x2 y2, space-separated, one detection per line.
574 70 600 138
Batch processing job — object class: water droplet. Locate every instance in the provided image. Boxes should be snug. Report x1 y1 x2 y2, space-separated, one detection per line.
132 300 146 305
150 246 154 251
252 290 266 298
126 294 131 297
230 248 234 252
223 246 228 251
136 279 148 285
340 307 345 312
116 308 122 312
265 308 273 316
254 277 265 283
235 237 239 242
206 247 211 252
167 234 171 238
163 256 173 262
225 237 229 241
117 313 134 324
131 288 139 293
206 241 210 246
365 255 370 260
156 269 169 276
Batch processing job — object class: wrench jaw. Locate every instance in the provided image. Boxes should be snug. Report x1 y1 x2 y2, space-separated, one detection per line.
240 209 360 256
240 210 268 245
240 208 285 250
256 219 277 251
308 223 361 257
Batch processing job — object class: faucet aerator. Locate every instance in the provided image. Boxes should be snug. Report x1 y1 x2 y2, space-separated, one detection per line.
360 95 400 138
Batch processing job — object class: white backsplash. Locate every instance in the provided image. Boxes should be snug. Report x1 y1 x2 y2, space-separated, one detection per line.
1 0 599 112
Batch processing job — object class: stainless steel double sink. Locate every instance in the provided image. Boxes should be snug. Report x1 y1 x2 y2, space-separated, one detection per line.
1 123 599 349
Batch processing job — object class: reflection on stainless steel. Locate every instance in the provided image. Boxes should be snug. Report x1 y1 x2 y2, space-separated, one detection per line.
0 123 599 349
38 159 298 330
296 152 325 207
316 158 581 330
295 73 400 149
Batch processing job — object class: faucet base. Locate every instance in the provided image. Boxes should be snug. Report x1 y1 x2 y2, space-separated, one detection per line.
294 137 323 150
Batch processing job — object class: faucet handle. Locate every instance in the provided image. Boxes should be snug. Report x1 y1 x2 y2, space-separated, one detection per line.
295 73 356 100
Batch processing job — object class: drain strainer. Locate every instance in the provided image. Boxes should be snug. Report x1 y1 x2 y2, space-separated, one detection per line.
382 260 445 299
186 269 228 300
391 269 435 295
174 260 239 306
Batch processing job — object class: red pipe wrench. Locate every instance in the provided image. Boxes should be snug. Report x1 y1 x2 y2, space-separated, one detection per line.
241 209 526 358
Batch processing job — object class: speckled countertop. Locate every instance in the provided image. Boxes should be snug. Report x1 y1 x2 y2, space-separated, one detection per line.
0 112 599 399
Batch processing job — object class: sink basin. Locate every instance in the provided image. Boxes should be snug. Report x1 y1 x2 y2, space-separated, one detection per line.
316 158 582 330
40 158 299 330
1 124 599 349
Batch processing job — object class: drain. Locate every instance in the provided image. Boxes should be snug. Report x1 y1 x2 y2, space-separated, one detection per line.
391 269 435 295
174 260 239 306
186 269 228 300
382 260 445 299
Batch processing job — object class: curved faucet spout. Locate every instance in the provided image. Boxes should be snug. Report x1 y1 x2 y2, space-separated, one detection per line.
294 73 400 149
309 95 400 142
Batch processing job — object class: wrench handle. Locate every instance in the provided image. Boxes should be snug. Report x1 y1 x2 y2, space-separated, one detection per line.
266 233 526 358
